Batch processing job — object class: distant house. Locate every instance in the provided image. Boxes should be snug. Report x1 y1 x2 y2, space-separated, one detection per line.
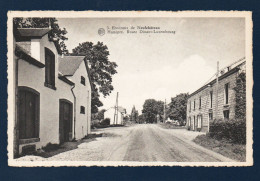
13 28 92 156
104 106 126 125
186 59 246 132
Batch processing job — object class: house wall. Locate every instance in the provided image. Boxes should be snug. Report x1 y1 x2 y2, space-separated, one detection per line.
17 34 73 153
104 108 123 125
70 61 92 139
186 70 238 132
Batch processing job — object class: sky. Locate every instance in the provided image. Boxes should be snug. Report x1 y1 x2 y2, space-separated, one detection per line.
57 17 245 113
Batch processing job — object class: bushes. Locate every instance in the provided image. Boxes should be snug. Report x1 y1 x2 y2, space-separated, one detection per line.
100 118 110 126
208 119 246 144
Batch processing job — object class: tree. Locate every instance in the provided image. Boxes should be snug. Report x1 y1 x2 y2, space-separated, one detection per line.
13 18 68 54
234 72 246 120
71 42 118 113
167 93 189 125
130 106 139 123
142 99 164 123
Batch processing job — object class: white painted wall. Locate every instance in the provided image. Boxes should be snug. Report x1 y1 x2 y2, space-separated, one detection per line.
70 61 92 139
104 108 123 125
17 34 73 152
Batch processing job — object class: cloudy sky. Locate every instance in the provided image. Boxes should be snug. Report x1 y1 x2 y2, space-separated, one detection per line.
57 17 245 113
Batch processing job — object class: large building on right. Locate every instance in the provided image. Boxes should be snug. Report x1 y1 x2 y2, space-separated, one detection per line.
186 59 246 132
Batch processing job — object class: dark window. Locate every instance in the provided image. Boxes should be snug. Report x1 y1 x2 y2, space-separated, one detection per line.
224 110 230 120
80 106 85 114
189 101 191 112
209 113 213 120
199 97 202 108
44 48 56 90
81 76 85 85
210 91 213 108
194 100 196 110
18 87 40 139
225 83 229 104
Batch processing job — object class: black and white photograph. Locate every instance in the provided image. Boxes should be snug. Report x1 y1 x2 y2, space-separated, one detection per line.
7 11 253 167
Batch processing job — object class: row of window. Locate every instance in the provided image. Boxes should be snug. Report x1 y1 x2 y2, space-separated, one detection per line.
44 47 86 89
189 83 229 111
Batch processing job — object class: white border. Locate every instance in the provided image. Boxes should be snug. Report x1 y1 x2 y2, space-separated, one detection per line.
7 11 253 167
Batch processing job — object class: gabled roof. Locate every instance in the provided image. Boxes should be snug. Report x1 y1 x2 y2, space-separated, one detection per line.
17 28 51 37
58 55 94 90
58 56 85 76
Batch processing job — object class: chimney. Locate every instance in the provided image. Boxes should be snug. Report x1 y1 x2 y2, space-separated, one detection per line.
30 39 41 61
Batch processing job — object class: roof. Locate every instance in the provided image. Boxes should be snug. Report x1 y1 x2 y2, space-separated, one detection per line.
58 56 85 76
188 61 246 98
17 28 51 37
59 56 94 90
15 44 45 68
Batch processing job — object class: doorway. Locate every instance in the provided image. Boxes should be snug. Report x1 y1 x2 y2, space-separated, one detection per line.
59 99 73 144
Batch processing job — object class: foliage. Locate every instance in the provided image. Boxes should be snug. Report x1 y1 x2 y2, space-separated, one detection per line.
142 99 164 123
234 72 246 120
167 93 189 126
138 114 146 124
100 118 110 126
13 18 68 54
130 106 139 123
71 42 118 113
208 119 246 144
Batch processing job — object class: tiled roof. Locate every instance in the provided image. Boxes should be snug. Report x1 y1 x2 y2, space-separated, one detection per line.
58 56 86 76
17 28 51 37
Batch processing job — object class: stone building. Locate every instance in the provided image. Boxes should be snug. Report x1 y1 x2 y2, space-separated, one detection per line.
186 59 246 132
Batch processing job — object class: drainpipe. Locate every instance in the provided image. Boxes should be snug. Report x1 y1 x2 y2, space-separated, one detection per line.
71 85 76 140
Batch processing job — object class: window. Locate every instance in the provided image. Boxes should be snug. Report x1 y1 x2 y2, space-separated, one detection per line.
209 113 213 120
210 91 213 108
81 76 85 86
224 110 230 120
197 115 202 128
199 96 201 109
189 101 191 112
80 106 85 114
194 100 196 110
44 48 56 90
188 117 191 126
224 83 229 104
18 87 40 140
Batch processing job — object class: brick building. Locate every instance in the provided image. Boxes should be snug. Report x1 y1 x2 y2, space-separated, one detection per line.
186 59 246 132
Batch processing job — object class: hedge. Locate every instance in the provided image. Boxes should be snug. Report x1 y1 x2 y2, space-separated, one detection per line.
208 119 246 144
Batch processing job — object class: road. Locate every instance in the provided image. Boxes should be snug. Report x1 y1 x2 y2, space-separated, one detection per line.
18 124 233 162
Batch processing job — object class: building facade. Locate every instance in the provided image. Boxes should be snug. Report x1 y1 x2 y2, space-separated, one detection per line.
14 28 92 156
186 60 246 132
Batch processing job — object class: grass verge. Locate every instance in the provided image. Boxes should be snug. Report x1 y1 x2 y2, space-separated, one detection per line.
159 123 186 129
193 134 246 162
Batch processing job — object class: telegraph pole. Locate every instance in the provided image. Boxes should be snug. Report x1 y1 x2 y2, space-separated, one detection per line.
215 61 219 120
164 99 166 123
113 92 119 125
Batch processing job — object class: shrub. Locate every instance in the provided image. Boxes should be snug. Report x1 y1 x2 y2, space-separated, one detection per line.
101 118 110 126
208 119 246 144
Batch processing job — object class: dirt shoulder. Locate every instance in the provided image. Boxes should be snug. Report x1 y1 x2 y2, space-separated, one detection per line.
193 135 246 162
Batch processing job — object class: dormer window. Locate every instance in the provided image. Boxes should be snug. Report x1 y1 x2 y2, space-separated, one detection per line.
44 48 56 90
81 76 85 86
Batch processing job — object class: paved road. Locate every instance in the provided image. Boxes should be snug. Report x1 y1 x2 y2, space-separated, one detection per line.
18 124 233 162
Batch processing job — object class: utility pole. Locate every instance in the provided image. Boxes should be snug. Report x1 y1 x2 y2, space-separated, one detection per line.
113 92 119 125
215 61 219 121
164 99 166 123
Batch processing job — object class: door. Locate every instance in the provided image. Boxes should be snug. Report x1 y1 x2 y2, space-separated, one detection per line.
59 99 73 144
18 87 40 140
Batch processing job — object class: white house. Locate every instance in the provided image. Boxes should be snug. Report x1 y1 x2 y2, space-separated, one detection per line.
13 28 92 156
104 106 126 125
